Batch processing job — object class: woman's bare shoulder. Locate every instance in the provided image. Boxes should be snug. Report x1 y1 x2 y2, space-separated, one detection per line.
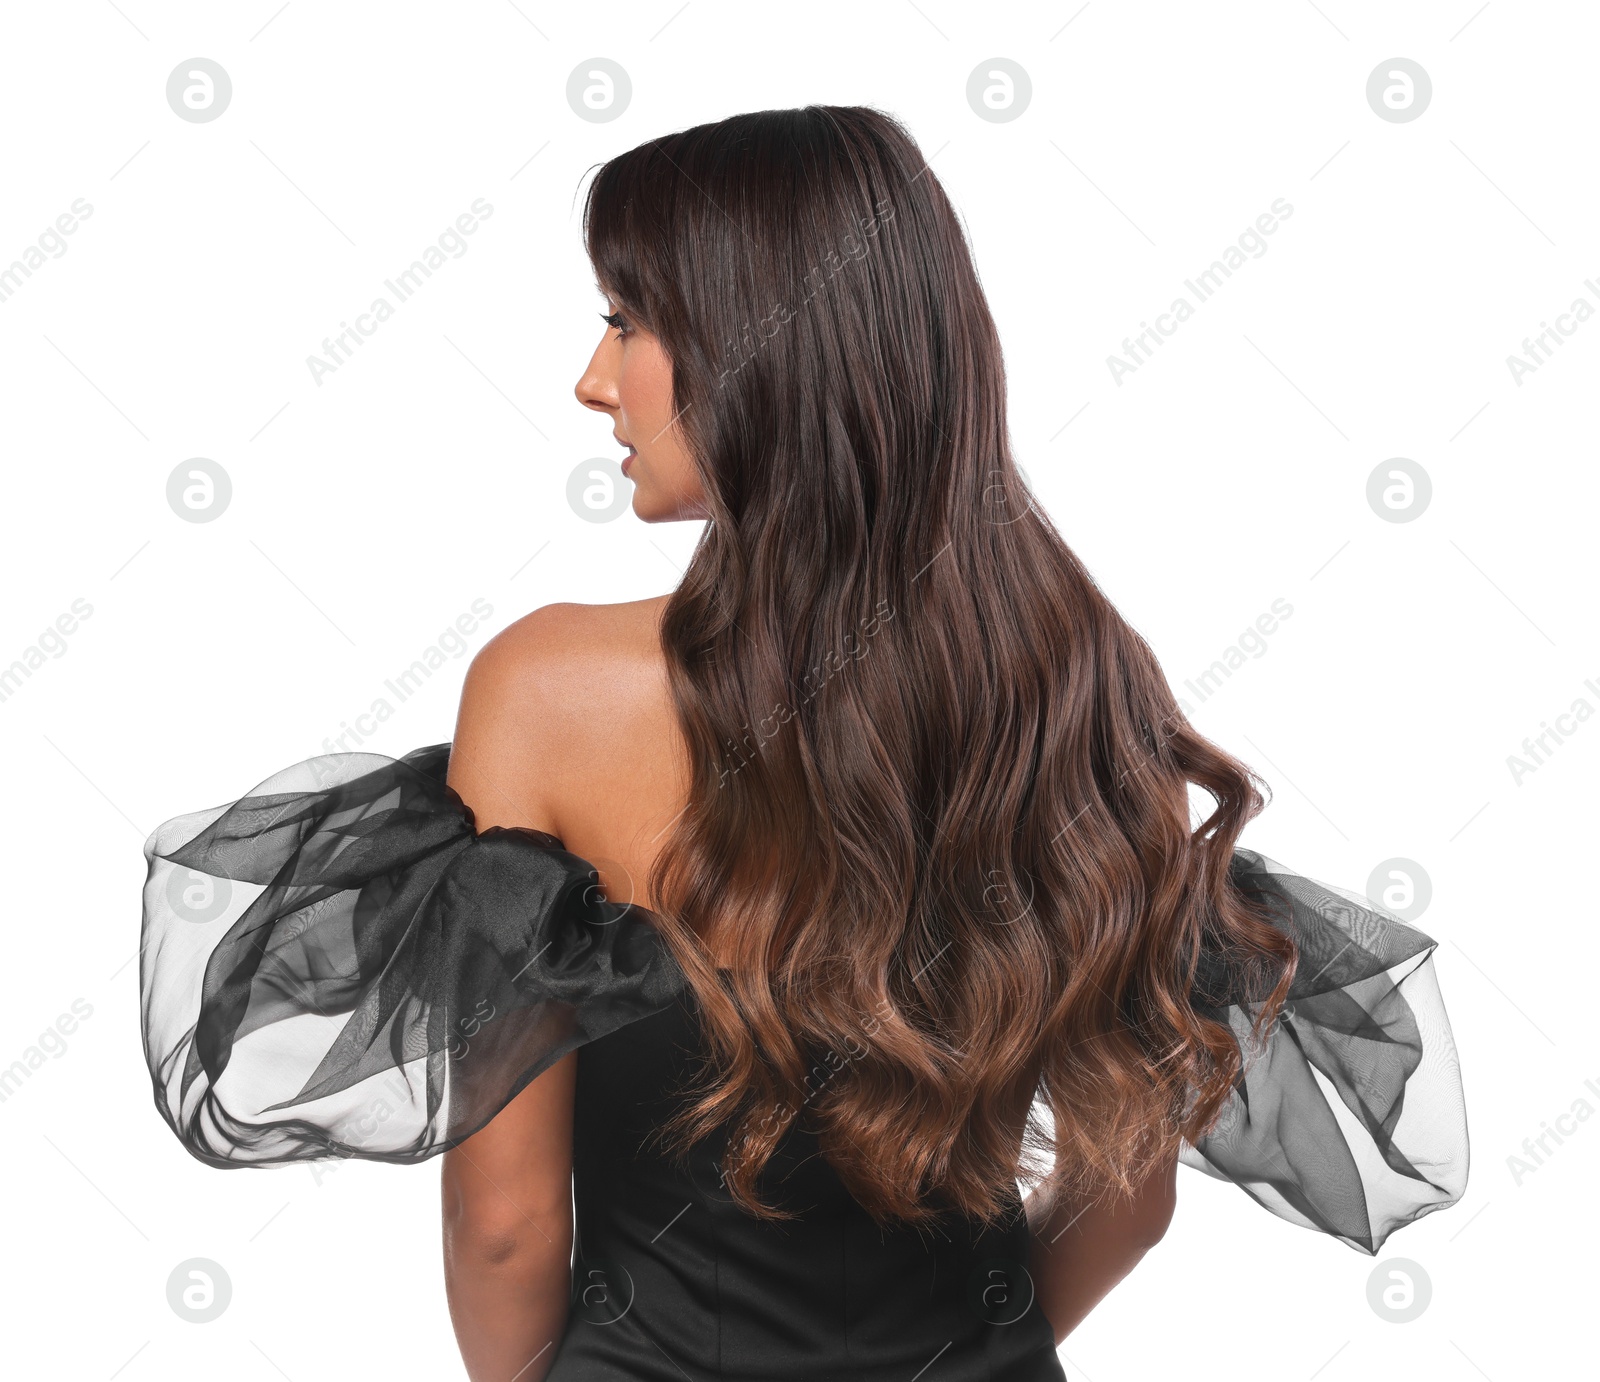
449 595 675 838
471 595 668 685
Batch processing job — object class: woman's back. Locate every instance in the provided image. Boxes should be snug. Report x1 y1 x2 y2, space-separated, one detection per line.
456 599 1066 1378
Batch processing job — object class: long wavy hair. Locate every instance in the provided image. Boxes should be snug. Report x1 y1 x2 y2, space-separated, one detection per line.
582 105 1297 1229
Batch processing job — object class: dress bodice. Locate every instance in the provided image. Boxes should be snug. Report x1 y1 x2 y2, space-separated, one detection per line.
550 986 1066 1381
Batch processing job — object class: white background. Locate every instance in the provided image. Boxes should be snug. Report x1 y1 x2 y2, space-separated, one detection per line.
1 1 1593 1378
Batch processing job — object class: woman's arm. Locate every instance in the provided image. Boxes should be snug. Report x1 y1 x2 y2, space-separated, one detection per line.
439 627 579 1382
441 1058 578 1382
1024 1143 1178 1346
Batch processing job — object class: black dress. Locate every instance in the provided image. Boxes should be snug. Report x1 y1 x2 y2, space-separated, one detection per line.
139 743 1470 1380
552 986 1064 1380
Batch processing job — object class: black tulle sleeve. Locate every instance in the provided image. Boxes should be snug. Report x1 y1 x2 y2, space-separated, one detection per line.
139 744 1468 1255
139 743 686 1167
1179 849 1470 1254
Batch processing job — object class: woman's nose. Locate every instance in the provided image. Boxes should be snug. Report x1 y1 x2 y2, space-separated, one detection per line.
574 336 620 415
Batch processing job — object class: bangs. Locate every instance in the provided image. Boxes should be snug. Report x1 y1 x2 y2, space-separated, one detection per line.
582 141 684 334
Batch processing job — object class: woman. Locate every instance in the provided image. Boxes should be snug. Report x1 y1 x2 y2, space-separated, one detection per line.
139 106 1469 1382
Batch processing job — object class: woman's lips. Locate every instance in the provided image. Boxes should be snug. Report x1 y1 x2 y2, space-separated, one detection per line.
620 446 636 476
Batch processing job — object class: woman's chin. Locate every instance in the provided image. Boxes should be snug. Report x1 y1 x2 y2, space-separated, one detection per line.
631 494 707 524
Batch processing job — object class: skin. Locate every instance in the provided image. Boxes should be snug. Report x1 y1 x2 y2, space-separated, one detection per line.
439 594 684 1382
1026 1144 1178 1346
574 295 710 523
438 305 1174 1380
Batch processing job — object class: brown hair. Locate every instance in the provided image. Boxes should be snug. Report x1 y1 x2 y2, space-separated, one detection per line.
583 105 1295 1228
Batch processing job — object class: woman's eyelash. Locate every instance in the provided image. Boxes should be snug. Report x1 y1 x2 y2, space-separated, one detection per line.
600 310 631 336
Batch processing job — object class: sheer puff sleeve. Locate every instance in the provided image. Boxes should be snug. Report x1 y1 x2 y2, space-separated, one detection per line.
1180 848 1470 1255
140 745 1468 1257
139 742 686 1169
